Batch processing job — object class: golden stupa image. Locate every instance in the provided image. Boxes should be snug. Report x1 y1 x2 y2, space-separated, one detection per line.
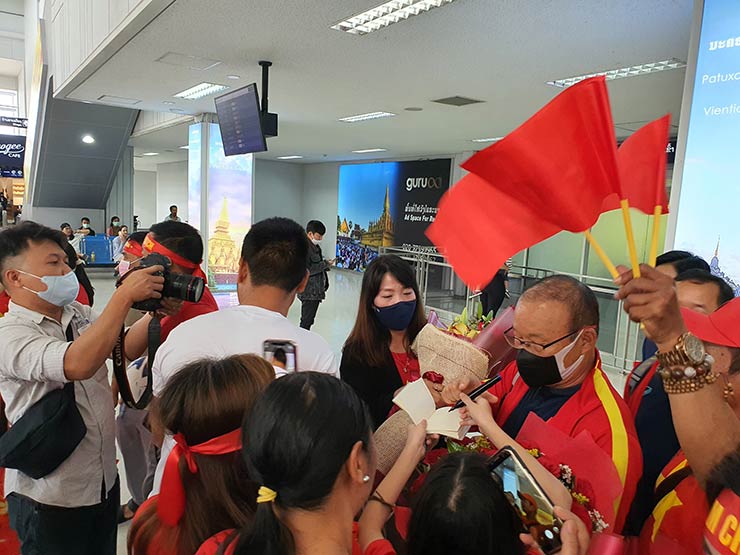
339 218 350 236
208 197 240 275
362 185 395 247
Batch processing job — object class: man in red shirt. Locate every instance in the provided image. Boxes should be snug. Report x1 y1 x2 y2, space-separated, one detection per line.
445 275 641 533
116 221 218 521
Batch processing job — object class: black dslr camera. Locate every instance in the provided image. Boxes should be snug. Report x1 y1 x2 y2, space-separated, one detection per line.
117 252 205 312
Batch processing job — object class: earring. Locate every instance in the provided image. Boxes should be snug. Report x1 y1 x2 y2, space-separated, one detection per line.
362 475 371 483
722 374 735 406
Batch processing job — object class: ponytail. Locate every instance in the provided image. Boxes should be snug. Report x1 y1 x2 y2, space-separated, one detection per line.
234 502 295 555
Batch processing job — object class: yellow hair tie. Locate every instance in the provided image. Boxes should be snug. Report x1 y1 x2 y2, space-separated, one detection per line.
257 485 278 504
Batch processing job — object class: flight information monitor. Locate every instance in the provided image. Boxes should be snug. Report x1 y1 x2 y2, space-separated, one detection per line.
214 83 267 156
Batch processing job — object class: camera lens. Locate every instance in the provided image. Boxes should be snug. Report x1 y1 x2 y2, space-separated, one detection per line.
165 273 205 303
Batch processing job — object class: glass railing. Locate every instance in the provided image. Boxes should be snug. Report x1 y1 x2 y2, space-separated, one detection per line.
379 246 643 374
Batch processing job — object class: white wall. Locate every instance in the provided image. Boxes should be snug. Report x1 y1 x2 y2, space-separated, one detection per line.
155 160 187 224
134 170 156 229
302 163 340 256
253 159 304 224
31 207 105 232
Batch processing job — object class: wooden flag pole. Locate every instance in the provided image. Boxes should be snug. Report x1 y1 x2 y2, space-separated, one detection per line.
584 230 619 279
620 199 641 277
648 205 663 267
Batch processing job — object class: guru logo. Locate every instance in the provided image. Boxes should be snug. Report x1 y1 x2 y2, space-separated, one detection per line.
406 177 442 192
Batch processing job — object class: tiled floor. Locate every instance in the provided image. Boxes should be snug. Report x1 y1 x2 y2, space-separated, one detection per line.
86 267 625 554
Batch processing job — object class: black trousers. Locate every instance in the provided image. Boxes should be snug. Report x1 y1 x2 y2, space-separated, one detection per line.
300 300 321 330
8 477 120 555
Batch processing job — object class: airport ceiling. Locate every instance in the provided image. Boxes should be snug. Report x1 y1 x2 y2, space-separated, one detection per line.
64 0 692 164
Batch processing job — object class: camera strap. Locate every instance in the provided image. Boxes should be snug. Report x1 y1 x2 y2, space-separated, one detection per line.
112 317 160 409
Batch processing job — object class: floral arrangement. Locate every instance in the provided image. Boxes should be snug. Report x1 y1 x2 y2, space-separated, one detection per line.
446 305 495 340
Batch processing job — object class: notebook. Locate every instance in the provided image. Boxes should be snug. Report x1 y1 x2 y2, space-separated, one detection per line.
393 379 470 440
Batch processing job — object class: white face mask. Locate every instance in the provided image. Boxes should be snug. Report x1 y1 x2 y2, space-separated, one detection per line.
17 270 79 307
82 223 89 229
311 238 321 246
112 221 120 226
552 330 585 381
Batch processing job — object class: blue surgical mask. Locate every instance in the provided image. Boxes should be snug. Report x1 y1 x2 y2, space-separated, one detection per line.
18 270 79 307
373 300 417 331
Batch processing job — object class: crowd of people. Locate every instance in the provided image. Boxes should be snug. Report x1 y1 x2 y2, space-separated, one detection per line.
336 237 379 272
0 215 738 555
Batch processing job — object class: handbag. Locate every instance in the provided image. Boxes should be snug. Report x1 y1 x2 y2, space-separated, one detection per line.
0 325 86 479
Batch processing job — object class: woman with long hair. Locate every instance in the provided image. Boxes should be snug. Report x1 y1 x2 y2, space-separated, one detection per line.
127 354 274 555
197 372 377 555
341 255 430 429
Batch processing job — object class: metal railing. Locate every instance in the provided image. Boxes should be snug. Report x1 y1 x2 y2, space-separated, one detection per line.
379 246 643 373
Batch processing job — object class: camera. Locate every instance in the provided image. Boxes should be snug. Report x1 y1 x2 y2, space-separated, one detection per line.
118 252 205 312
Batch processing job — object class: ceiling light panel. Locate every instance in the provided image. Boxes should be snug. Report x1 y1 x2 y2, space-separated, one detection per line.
471 137 503 143
174 82 229 100
277 155 304 160
332 0 458 35
339 111 396 123
547 59 687 88
352 148 387 153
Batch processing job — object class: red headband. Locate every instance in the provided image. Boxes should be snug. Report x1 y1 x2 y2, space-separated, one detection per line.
158 429 242 527
143 234 207 281
705 489 740 554
123 240 143 258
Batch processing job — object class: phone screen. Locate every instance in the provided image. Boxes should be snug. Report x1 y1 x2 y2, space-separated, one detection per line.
263 340 297 373
489 448 563 554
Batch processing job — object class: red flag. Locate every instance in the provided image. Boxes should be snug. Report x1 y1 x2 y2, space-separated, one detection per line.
426 173 560 288
614 114 670 214
462 76 620 232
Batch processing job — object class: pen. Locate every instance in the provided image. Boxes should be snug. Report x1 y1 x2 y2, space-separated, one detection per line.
448 374 503 412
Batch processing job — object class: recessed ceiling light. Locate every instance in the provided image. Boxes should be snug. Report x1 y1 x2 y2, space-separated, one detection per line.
546 58 687 88
226 75 240 80
277 155 304 160
98 94 141 105
169 108 186 114
339 111 396 123
141 152 159 156
471 137 504 143
162 100 175 105
179 145 189 150
404 107 423 111
174 82 229 100
81 135 95 144
352 148 387 153
332 0 458 35
156 52 222 71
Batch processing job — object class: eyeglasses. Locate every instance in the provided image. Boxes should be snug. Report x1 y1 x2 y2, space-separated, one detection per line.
504 327 581 354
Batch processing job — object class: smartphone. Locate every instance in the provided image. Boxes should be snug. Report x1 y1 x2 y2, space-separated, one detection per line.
263 340 297 373
488 447 563 554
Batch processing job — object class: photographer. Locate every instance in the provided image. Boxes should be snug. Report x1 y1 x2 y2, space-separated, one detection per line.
113 222 218 523
0 222 164 555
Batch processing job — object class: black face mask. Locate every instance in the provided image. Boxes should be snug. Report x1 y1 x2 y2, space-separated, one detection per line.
516 350 562 388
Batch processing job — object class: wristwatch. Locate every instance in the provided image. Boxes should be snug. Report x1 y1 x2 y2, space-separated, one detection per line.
656 332 706 369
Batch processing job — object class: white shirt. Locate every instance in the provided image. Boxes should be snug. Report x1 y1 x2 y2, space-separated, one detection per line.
149 304 338 494
151 304 338 395
0 302 117 507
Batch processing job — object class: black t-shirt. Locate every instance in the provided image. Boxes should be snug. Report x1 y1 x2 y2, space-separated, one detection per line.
502 384 581 438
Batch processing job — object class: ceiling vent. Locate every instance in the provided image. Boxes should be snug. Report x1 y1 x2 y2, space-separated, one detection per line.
98 95 141 106
432 96 485 107
156 52 222 71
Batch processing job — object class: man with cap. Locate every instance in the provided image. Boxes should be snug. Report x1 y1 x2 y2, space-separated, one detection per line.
615 264 740 554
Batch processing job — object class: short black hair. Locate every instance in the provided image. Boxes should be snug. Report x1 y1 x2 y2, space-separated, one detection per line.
656 250 710 274
273 348 287 366
128 231 148 246
521 275 600 334
676 269 735 307
169 205 177 211
80 217 90 223
306 220 326 236
0 221 67 285
241 217 309 292
60 223 71 230
148 221 203 265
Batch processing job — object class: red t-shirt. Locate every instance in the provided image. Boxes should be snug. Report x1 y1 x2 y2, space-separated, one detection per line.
159 286 218 342
390 352 421 385
130 497 179 555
